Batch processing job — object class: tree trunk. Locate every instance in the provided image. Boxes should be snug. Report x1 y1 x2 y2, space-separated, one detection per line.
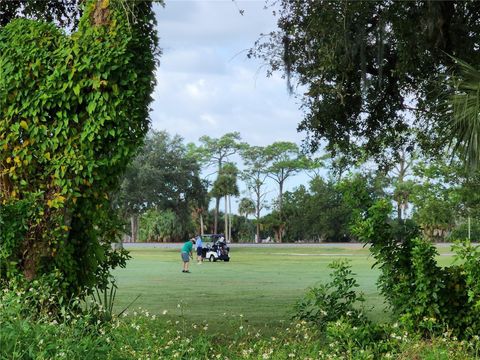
224 196 228 241
228 195 232 242
200 212 204 236
214 196 220 234
0 168 12 199
92 0 110 26
130 215 138 243
255 205 260 243
278 180 284 243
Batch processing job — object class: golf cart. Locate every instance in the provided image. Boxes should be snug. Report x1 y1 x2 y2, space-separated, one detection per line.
202 234 230 262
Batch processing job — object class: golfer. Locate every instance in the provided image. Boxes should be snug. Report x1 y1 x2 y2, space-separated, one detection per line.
196 235 203 264
181 237 195 273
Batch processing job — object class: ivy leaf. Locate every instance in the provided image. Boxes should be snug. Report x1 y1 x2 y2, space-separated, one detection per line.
73 84 81 96
87 101 96 114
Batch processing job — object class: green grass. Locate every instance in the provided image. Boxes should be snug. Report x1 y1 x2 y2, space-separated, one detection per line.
112 245 455 334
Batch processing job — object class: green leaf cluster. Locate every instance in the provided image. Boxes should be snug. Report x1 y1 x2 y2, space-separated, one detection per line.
354 200 480 338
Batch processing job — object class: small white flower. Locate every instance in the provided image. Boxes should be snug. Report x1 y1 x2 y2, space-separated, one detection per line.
162 310 168 315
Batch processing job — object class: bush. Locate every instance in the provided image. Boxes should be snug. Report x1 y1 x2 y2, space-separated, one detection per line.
293 260 367 331
353 199 480 338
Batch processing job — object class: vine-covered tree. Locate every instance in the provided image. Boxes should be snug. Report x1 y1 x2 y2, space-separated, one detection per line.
0 0 158 297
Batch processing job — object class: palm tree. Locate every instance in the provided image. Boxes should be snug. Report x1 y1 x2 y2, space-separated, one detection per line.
448 58 480 170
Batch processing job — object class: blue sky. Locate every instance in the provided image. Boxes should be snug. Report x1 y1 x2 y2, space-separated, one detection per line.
151 0 313 212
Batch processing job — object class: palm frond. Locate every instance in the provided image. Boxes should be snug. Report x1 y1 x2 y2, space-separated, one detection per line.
448 58 480 170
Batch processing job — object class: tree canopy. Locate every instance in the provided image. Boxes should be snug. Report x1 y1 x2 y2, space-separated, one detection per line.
117 131 206 216
251 1 480 164
0 0 81 28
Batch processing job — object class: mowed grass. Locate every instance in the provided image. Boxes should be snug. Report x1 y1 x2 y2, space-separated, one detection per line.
112 244 455 334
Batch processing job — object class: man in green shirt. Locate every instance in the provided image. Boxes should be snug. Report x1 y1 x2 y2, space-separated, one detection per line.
181 237 196 273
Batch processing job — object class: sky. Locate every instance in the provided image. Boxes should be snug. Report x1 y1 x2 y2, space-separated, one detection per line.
152 0 305 147
151 0 313 213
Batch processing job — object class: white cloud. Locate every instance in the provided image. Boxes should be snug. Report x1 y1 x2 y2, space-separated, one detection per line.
200 113 218 126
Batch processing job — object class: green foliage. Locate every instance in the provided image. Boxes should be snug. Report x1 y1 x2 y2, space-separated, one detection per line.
264 141 306 225
211 162 239 198
409 156 480 240
281 179 352 242
238 197 255 218
2 246 479 359
354 199 480 338
449 221 480 242
139 209 193 242
293 260 366 331
0 0 157 298
453 241 480 323
448 59 480 170
251 1 480 163
240 145 270 242
336 172 388 227
116 131 206 216
230 214 255 242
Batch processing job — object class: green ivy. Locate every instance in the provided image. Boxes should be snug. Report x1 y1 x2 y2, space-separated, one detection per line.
0 0 157 299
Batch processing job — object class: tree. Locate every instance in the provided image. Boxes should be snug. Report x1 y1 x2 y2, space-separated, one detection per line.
0 0 81 28
195 132 244 234
238 198 256 242
336 171 388 228
116 131 207 242
241 145 270 243
238 197 255 220
0 0 157 296
264 141 307 242
410 155 480 242
304 154 328 180
211 163 239 241
251 1 480 163
139 209 193 243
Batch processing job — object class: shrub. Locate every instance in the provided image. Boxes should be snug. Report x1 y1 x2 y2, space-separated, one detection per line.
354 199 480 338
293 260 367 331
